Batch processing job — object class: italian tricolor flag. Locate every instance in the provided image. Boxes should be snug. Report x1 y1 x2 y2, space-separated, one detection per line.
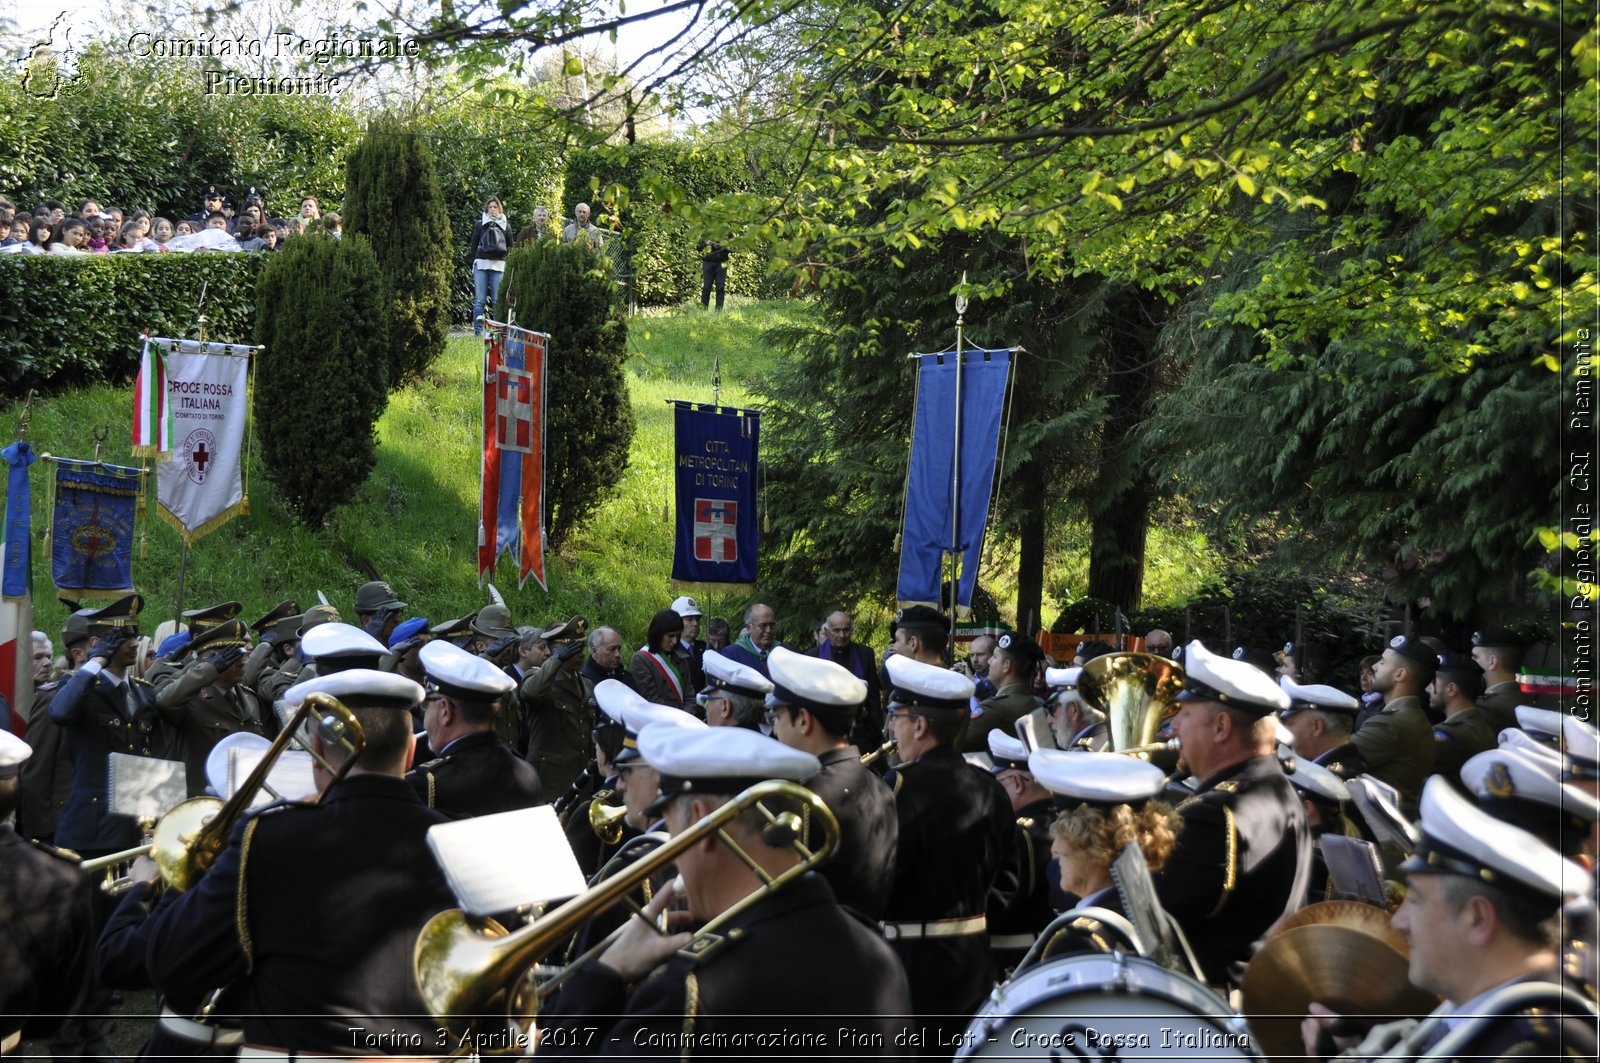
131 336 172 457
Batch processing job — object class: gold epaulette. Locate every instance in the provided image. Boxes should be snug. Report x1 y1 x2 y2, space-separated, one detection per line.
1213 779 1241 794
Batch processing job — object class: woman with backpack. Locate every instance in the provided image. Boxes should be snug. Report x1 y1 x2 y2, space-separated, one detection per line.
468 196 510 337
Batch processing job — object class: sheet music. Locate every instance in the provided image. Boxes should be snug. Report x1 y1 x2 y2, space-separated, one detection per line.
1109 842 1167 963
227 747 318 809
426 806 586 917
107 753 187 820
1320 834 1388 906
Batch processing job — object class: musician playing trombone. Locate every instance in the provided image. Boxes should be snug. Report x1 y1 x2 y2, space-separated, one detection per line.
539 724 912 1057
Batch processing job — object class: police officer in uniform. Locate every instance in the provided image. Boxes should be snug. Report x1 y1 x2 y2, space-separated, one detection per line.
1354 635 1437 819
520 616 593 798
407 640 545 817
698 649 771 730
139 669 457 1054
0 729 96 1054
962 631 1045 752
1152 640 1311 988
1427 652 1496 781
540 724 912 1057
158 619 265 797
880 653 1017 1046
983 730 1057 973
765 646 897 920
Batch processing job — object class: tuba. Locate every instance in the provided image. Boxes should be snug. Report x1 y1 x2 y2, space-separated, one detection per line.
80 693 365 893
1078 652 1185 754
415 779 839 1053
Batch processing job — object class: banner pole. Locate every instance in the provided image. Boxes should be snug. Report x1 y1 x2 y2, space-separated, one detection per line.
949 271 968 658
173 542 189 632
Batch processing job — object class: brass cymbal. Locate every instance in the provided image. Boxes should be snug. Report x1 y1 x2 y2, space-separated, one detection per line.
1240 925 1438 1063
1266 899 1410 955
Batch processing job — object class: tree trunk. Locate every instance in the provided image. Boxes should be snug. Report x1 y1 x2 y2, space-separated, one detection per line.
1016 464 1047 635
1087 472 1150 611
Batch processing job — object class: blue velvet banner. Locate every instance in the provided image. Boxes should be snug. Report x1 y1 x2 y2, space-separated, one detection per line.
896 349 1012 613
2 441 36 600
51 458 140 598
671 404 760 588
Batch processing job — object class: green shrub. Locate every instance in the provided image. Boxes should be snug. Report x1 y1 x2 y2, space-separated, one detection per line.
498 240 632 546
254 236 391 526
343 123 453 384
0 254 263 393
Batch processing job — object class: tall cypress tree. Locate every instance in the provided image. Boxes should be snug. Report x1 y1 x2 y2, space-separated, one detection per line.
498 240 633 547
255 235 391 526
343 121 453 384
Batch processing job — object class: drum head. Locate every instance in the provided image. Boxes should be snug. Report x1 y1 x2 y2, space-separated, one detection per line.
957 954 1259 1060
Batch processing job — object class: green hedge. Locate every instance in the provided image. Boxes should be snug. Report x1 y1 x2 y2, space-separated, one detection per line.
0 254 265 393
563 143 784 306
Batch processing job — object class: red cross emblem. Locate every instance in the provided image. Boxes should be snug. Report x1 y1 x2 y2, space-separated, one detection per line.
693 499 738 562
495 369 535 454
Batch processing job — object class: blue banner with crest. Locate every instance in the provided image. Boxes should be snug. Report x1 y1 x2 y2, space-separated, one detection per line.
51 459 140 598
670 403 760 589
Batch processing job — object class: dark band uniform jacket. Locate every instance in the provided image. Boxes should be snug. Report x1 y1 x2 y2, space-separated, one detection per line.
0 827 95 1043
407 730 546 817
141 774 455 1052
985 795 1057 969
802 746 898 920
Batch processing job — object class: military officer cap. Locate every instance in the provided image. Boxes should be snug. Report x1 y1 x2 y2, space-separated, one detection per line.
1027 749 1167 809
250 600 299 634
1278 675 1360 718
420 640 514 703
353 580 405 614
1514 704 1566 744
541 615 588 643
471 604 517 641
1432 652 1482 680
1401 776 1591 905
987 730 1031 772
995 630 1046 666
388 617 429 649
1384 634 1437 680
272 614 306 644
299 622 386 672
182 601 242 632
62 609 93 649
0 728 31 780
1471 626 1523 650
189 619 249 654
85 593 144 635
641 722 819 813
295 604 341 638
1460 747 1600 858
1230 645 1278 675
892 605 950 641
763 646 859 728
1176 640 1290 716
202 183 224 201
703 648 776 700
1285 756 1350 805
157 630 192 659
1278 641 1303 662
285 667 425 711
670 595 702 618
1561 715 1599 782
1346 775 1418 851
885 653 975 712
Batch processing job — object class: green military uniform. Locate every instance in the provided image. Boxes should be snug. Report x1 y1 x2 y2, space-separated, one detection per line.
1351 695 1434 819
961 683 1042 753
520 622 594 798
156 621 265 797
1430 706 1496 781
1476 680 1522 734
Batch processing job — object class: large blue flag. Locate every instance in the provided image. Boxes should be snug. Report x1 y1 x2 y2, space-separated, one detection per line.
51 458 141 598
897 349 1012 615
671 404 760 589
2 441 36 600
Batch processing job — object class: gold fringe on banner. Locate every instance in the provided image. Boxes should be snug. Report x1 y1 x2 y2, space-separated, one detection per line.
157 499 248 548
129 445 174 463
140 532 147 560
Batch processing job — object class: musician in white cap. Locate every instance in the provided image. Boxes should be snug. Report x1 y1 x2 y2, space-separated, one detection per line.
1460 746 1600 863
698 649 772 730
879 653 1016 1046
139 669 457 1055
1044 665 1109 751
765 646 897 919
1303 777 1597 1062
406 640 545 817
1278 674 1365 777
983 730 1058 972
0 729 95 1053
1028 750 1179 962
1154 640 1311 988
1284 754 1358 902
540 724 912 1056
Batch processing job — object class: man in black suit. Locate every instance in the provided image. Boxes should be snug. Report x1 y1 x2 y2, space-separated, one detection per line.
807 610 884 749
408 640 545 817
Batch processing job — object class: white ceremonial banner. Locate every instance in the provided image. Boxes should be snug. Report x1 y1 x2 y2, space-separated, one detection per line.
155 341 255 544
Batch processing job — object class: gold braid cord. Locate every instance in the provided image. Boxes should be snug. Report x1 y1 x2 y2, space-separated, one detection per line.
236 817 261 972
679 971 699 1063
1208 806 1238 918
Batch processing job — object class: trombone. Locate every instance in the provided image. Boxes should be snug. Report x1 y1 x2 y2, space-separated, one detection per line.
79 693 365 894
415 779 839 1052
860 740 896 767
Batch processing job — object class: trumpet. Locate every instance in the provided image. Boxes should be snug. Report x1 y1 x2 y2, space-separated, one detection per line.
79 693 365 895
587 789 625 845
860 740 896 767
415 779 839 1052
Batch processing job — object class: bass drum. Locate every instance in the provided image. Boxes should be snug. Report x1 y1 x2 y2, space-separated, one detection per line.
956 953 1260 1061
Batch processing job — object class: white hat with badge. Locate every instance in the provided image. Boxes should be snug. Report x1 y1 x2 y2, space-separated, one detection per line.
1278 675 1360 717
1460 746 1600 857
700 649 774 700
1027 749 1167 807
594 679 704 765
885 654 974 711
299 622 387 667
1514 704 1566 744
987 730 1030 772
1176 640 1290 716
1285 755 1350 805
765 646 865 726
284 667 424 710
0 729 31 779
670 595 702 618
639 722 819 813
420 640 515 701
1562 715 1599 782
